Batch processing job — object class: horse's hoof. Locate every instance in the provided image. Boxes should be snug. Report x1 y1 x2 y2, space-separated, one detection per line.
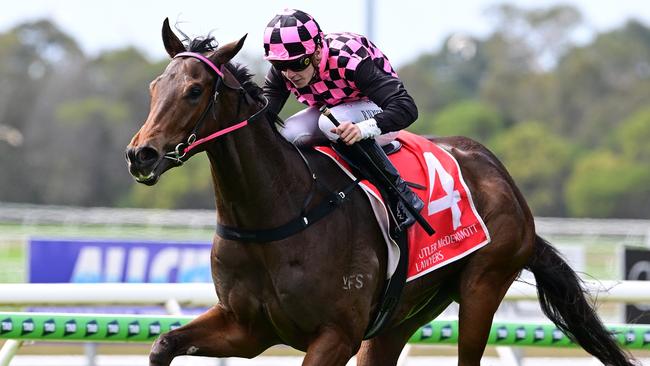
149 334 175 366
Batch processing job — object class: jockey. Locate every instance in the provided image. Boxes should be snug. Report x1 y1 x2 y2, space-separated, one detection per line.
262 9 424 230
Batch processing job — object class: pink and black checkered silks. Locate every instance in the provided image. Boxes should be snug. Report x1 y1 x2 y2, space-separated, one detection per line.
264 9 323 61
288 32 398 108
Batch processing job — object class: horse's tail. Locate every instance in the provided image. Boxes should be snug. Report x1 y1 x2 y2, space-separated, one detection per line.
526 234 635 366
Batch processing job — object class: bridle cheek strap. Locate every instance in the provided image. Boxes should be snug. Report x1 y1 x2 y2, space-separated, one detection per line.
164 51 268 164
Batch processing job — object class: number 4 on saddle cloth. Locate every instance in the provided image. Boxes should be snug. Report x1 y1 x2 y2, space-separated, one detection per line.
315 130 491 283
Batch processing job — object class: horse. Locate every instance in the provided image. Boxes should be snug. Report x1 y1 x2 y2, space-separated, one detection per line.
125 19 635 366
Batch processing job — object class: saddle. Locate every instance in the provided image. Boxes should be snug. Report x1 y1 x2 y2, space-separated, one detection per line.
382 140 402 155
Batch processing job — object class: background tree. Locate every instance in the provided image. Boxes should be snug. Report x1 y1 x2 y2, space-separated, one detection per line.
490 121 576 216
1 7 649 218
564 108 650 218
614 107 650 163
399 34 488 114
408 100 506 144
554 20 650 147
0 20 84 203
565 151 650 218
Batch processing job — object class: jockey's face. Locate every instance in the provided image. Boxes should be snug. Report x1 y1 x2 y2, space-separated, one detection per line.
282 64 314 88
279 46 322 89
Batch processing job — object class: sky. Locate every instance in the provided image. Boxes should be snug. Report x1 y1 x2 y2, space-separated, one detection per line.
1 0 650 67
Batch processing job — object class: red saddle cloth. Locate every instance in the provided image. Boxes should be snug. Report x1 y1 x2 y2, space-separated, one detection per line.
315 131 491 282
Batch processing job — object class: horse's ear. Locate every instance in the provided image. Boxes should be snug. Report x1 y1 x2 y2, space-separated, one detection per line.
162 18 186 58
211 34 247 65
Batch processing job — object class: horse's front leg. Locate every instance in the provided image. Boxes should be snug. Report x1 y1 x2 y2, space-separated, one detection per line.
301 325 358 366
149 304 276 366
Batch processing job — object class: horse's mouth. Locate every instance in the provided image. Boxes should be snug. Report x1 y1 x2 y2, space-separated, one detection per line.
128 158 171 186
133 171 160 185
127 143 185 185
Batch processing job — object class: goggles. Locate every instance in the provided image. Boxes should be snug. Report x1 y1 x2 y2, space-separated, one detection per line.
271 54 313 72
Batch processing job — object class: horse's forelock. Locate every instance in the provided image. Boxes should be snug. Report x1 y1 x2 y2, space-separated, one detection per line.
173 23 219 53
188 37 218 53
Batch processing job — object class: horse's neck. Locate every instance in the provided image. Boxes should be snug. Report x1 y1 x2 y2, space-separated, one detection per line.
205 107 310 229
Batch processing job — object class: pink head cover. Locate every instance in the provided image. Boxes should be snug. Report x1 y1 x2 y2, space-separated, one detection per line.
263 9 323 61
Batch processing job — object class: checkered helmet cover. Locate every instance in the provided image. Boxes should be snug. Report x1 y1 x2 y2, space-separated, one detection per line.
263 9 323 61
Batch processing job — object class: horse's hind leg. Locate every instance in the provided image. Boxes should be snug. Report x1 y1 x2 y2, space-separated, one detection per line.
149 304 276 366
456 260 523 366
301 325 357 366
356 290 453 366
355 322 418 366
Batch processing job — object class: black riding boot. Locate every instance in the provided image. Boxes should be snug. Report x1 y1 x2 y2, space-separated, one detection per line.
335 140 425 230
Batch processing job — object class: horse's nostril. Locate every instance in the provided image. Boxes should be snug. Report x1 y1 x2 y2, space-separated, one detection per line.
136 146 160 165
125 148 136 163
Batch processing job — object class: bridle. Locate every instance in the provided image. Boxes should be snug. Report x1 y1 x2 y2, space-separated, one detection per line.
163 51 269 165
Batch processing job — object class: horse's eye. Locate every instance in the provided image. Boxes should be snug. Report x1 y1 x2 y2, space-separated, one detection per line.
188 86 202 99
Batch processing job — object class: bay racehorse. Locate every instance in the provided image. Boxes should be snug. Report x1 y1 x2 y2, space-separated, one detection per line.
125 19 635 366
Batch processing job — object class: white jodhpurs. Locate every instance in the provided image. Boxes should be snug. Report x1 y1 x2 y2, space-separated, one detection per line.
280 100 399 147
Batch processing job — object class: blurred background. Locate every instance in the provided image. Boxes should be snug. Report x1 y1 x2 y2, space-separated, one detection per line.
0 0 648 216
1 0 649 365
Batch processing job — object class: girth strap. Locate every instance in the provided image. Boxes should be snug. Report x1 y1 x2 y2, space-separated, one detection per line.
363 229 408 339
216 178 360 242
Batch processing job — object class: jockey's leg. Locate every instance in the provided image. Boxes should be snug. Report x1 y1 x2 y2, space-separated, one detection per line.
318 100 423 230
358 139 424 229
280 106 329 146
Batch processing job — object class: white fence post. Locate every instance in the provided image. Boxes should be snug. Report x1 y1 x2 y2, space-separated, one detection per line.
397 344 412 366
0 339 23 366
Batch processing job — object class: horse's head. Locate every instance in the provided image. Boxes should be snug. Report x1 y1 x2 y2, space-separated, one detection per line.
126 18 246 185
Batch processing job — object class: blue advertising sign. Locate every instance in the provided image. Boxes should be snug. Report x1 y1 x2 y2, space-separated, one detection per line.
29 238 212 283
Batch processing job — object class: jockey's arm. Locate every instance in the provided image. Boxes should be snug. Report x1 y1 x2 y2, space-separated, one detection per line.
354 58 419 134
262 66 291 117
332 59 419 145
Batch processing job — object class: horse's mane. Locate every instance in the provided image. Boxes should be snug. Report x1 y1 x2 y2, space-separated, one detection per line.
180 32 284 128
